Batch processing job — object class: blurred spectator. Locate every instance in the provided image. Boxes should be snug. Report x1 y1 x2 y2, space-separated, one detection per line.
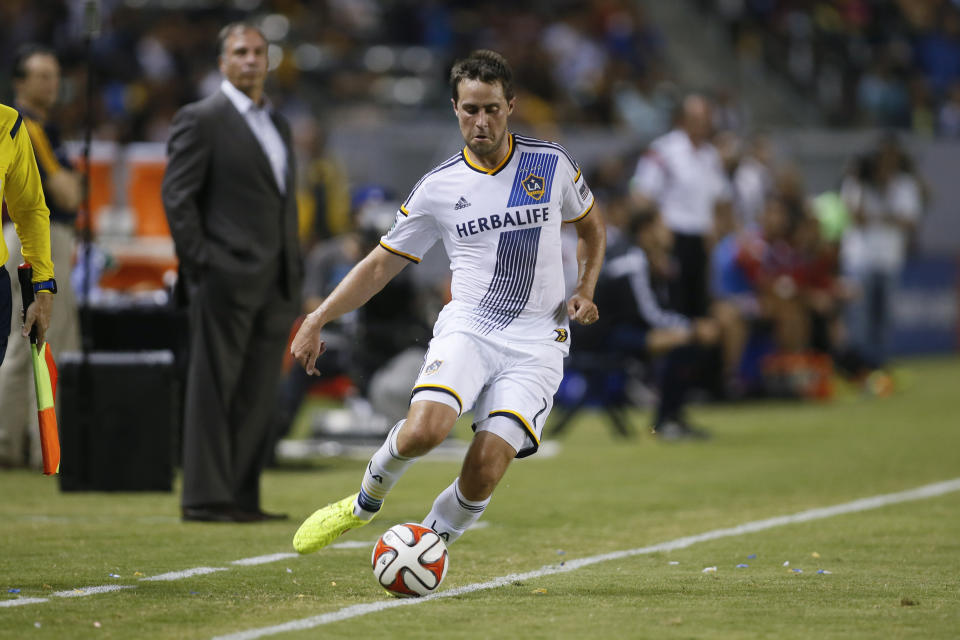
540 8 610 120
857 57 910 127
908 73 936 137
731 194 808 352
840 136 923 367
914 7 960 98
631 94 733 317
732 132 775 229
588 208 721 440
0 44 81 469
711 87 746 132
611 67 673 141
291 118 351 249
713 129 743 180
937 80 960 137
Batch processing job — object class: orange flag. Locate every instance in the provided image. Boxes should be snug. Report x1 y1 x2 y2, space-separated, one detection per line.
18 263 61 475
31 341 60 475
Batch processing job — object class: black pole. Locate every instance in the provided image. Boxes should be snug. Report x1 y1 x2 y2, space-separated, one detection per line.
79 0 99 355
71 0 100 491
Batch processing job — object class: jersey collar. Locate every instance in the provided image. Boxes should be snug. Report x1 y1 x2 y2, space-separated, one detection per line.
461 133 515 176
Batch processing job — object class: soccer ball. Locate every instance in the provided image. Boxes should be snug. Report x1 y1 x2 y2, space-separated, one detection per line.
371 523 449 597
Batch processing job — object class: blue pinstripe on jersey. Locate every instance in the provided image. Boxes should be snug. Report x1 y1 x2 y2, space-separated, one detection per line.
513 134 579 176
471 226 542 334
506 152 559 208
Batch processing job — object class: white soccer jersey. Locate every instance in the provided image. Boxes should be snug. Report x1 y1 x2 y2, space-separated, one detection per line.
380 133 595 353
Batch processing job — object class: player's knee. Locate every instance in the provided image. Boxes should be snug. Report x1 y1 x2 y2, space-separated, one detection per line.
396 417 447 457
460 437 514 500
459 467 499 501
460 453 511 500
398 400 458 457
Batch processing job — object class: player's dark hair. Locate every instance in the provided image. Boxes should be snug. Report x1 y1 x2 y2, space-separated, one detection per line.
449 49 515 103
217 22 267 58
11 44 57 81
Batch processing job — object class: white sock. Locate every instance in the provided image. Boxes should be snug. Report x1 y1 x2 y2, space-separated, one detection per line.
354 420 416 520
422 478 490 544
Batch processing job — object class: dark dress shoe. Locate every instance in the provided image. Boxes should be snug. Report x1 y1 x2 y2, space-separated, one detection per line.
182 504 254 523
239 509 289 522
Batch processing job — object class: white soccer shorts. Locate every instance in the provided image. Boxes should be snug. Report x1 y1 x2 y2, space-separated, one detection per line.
410 331 564 458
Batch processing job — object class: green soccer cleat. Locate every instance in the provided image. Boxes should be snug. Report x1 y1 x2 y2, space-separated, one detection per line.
293 492 375 554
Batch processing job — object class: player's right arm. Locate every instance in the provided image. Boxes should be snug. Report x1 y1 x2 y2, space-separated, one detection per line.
5 113 53 282
291 246 410 375
4 109 55 344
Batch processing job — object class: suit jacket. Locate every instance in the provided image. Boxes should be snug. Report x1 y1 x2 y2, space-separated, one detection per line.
161 89 302 301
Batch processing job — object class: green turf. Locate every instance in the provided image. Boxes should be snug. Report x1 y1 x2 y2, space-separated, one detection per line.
1 356 959 639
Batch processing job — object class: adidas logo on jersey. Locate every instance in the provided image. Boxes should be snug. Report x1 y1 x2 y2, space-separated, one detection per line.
454 196 471 210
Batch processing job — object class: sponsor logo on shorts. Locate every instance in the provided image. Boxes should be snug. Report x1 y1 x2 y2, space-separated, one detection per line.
424 360 443 376
553 328 568 343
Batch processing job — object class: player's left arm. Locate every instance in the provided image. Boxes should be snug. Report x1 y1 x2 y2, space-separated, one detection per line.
567 206 605 325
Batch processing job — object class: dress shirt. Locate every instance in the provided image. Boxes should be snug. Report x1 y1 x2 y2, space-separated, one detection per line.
631 129 731 235
220 79 287 194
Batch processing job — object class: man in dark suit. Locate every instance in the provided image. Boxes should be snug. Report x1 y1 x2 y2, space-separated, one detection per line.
162 23 301 522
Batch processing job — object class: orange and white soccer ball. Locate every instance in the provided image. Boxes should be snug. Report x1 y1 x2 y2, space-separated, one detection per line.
371 523 449 597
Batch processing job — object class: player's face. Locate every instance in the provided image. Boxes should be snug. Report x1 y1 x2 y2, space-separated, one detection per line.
219 28 268 101
18 54 60 112
453 79 515 167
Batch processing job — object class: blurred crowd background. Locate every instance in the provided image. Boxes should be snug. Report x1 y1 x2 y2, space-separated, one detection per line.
5 0 960 140
1 0 958 463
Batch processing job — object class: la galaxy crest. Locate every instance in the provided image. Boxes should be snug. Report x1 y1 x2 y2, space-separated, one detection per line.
423 359 443 376
553 328 568 343
521 172 546 201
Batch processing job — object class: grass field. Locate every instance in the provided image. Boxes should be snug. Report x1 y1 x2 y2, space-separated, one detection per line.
2 356 959 639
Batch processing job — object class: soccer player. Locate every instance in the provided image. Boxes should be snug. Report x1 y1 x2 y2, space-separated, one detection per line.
290 50 605 551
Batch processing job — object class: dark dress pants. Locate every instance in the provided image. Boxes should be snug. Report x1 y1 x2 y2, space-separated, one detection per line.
670 232 710 318
180 262 297 511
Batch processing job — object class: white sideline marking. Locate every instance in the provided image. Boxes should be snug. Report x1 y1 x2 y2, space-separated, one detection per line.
0 597 49 607
53 585 134 598
212 477 960 640
232 553 298 566
329 541 372 550
141 567 229 582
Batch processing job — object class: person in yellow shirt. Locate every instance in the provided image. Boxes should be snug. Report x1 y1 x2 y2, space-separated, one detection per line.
0 102 55 367
1 46 78 468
